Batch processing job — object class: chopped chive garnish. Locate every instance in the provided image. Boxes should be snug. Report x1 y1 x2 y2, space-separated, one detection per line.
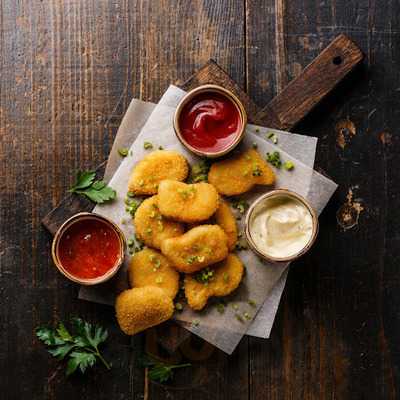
216 303 225 314
175 302 183 311
118 147 129 157
284 160 295 171
248 299 257 307
144 142 153 150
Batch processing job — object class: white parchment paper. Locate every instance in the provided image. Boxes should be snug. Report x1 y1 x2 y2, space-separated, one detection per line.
82 85 337 354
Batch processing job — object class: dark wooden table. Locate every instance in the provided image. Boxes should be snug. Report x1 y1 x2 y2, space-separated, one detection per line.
1 1 399 399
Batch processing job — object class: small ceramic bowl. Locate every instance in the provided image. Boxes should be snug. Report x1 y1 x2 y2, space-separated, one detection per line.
51 212 126 285
244 189 319 263
173 84 247 158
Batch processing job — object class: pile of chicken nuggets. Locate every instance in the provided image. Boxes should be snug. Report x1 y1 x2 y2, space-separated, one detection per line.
115 148 275 335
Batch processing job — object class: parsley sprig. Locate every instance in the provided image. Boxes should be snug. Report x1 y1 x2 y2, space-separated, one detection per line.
36 317 111 376
140 355 191 383
69 170 116 204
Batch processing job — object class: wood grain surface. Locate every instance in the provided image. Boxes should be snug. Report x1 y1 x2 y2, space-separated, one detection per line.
1 1 399 399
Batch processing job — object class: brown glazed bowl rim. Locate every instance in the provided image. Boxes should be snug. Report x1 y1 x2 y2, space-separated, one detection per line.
173 84 248 158
244 189 319 263
51 212 126 285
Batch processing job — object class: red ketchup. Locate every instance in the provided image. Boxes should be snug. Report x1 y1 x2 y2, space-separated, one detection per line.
58 219 121 280
179 92 241 153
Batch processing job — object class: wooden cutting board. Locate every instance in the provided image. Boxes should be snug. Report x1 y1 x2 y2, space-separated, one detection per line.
41 34 363 352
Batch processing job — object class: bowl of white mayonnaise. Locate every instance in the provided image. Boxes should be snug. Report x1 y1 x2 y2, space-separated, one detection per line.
244 189 319 263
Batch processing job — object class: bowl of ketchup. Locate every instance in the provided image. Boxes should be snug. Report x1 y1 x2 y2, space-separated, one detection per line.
174 84 247 157
52 212 125 285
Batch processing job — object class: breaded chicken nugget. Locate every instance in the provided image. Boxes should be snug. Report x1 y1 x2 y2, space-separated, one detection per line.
134 196 184 249
208 148 275 196
128 248 179 299
128 150 189 195
214 199 237 251
184 254 244 310
157 180 219 223
161 225 228 273
115 286 173 335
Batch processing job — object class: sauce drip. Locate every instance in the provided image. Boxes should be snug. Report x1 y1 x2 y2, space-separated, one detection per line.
179 92 241 153
58 219 121 279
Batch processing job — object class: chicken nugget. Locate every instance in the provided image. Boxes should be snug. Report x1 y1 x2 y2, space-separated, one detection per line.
161 225 228 273
128 150 189 195
115 286 173 335
184 254 244 310
128 248 179 299
208 148 275 196
214 199 237 251
134 196 184 249
157 180 219 223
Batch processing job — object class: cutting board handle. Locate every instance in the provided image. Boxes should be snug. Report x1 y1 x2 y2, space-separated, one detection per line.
256 34 364 130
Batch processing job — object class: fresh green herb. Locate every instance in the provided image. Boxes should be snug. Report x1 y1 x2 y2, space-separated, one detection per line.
143 141 153 150
267 132 278 143
118 147 129 157
149 254 161 271
188 159 210 183
127 235 144 255
235 238 248 251
232 304 239 311
125 196 141 217
232 199 249 214
252 142 258 149
158 145 164 150
255 128 260 133
235 314 244 323
252 164 262 176
216 303 225 314
186 255 199 265
175 302 183 311
36 318 110 376
194 268 214 285
244 312 252 320
191 319 200 328
223 272 229 283
177 186 196 200
248 299 257 307
284 160 295 171
139 355 191 383
266 151 282 168
127 191 136 198
69 171 116 204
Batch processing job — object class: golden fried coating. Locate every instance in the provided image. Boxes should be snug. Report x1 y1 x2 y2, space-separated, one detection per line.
161 225 228 273
208 148 275 196
115 286 174 335
128 150 189 195
214 199 237 251
157 180 219 223
184 254 244 310
128 248 179 299
134 196 184 249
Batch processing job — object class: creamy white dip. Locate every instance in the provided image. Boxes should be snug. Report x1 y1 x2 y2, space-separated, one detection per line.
249 194 313 259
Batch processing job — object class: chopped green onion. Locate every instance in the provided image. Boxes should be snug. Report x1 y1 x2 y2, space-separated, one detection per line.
144 142 153 150
118 147 129 157
284 160 295 171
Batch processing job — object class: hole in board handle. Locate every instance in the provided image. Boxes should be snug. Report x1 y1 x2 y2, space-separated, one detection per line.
333 56 343 65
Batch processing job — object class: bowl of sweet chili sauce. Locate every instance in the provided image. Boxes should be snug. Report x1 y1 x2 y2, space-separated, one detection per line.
52 212 125 285
173 84 247 158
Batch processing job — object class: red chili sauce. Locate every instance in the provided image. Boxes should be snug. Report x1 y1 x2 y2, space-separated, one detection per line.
58 219 121 279
179 92 242 153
